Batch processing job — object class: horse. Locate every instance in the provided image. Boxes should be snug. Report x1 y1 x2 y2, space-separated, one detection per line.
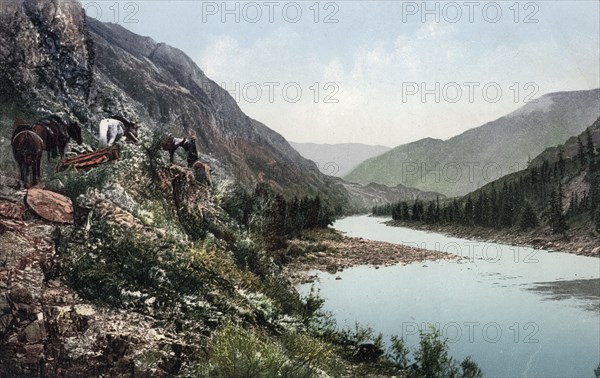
31 124 56 159
37 115 83 158
183 137 198 168
11 130 44 187
98 116 139 147
161 134 197 166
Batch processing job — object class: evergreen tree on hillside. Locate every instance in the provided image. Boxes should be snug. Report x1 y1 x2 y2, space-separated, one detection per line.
578 136 586 166
595 208 600 233
464 196 474 225
401 202 410 221
519 201 539 230
557 148 566 177
586 129 596 159
547 185 569 235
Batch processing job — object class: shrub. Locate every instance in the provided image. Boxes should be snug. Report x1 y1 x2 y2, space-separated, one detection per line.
200 323 287 377
387 335 410 369
57 164 112 200
281 331 341 377
414 327 483 378
195 324 342 378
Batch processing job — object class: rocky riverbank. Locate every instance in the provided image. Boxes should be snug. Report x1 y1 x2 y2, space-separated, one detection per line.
385 219 600 258
285 229 462 284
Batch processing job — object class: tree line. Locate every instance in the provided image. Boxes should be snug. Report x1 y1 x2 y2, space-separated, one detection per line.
373 128 600 235
223 182 335 248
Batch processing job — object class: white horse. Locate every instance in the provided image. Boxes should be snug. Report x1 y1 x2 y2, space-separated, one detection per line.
98 116 139 147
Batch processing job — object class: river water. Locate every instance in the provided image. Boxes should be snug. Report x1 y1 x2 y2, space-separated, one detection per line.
298 215 600 377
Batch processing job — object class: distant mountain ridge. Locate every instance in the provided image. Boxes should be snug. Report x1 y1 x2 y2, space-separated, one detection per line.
344 89 600 197
289 142 391 176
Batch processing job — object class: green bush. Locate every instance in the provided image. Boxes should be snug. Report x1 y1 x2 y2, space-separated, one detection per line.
387 335 410 369
61 216 228 314
414 327 483 378
195 324 342 378
281 331 342 377
198 323 288 378
57 164 112 200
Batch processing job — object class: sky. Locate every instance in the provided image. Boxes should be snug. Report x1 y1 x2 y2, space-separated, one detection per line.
81 1 600 147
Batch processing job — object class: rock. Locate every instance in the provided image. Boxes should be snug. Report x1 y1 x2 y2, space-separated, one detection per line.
352 343 384 362
192 160 212 187
335 276 342 280
0 201 25 220
26 189 73 224
23 321 46 343
0 294 10 313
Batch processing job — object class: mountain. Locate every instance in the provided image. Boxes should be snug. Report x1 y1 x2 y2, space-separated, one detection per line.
0 2 442 212
0 1 347 206
289 142 390 177
383 117 600 254
334 179 444 211
344 89 600 197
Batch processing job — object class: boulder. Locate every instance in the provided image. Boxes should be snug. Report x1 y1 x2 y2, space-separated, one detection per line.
352 343 384 362
26 189 73 224
0 201 25 220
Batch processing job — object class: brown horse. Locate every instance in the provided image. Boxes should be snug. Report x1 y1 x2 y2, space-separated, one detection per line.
38 115 83 158
162 134 198 167
31 123 56 159
12 130 44 187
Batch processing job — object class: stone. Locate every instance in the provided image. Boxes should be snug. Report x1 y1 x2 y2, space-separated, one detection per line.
0 294 10 313
26 189 73 224
23 320 46 343
352 343 384 362
0 201 25 220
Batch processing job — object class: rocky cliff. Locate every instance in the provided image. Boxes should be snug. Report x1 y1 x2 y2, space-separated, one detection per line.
0 0 93 115
0 0 348 206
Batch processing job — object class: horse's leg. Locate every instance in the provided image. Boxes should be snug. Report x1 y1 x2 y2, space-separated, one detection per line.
19 161 26 187
107 133 116 146
24 160 30 188
35 156 42 184
31 161 37 186
170 150 174 163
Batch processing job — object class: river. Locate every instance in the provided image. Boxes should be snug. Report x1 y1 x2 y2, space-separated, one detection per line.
298 215 600 377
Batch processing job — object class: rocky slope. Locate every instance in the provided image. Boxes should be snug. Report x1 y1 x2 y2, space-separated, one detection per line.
334 179 444 211
0 0 349 207
345 89 600 197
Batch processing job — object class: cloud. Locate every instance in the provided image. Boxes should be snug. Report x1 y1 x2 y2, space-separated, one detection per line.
195 19 599 146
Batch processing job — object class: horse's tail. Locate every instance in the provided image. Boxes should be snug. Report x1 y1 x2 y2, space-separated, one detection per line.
98 119 109 147
12 131 44 157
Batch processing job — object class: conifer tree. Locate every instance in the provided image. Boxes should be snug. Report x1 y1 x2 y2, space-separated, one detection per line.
578 136 586 166
586 129 595 160
519 201 539 230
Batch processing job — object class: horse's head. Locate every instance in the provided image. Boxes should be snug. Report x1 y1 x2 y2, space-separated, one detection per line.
161 134 174 150
66 121 83 145
124 123 140 143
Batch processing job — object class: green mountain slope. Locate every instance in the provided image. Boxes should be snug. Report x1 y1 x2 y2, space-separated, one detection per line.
381 117 600 254
345 89 600 197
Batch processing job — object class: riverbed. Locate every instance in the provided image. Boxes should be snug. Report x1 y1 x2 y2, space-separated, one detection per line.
299 215 600 377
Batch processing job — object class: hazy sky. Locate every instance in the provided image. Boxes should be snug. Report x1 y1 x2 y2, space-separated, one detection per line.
82 1 600 146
